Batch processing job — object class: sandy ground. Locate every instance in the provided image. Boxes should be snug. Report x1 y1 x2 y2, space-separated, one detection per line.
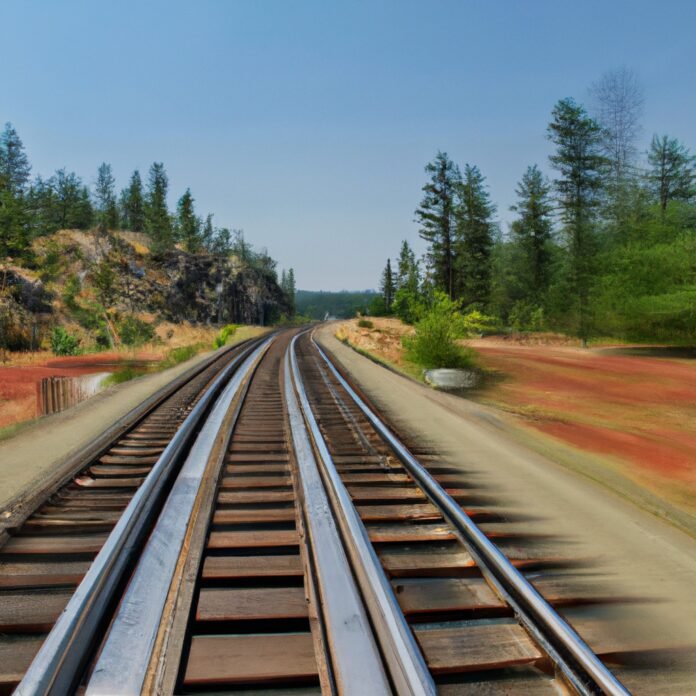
0 348 216 513
336 318 696 525
317 325 696 693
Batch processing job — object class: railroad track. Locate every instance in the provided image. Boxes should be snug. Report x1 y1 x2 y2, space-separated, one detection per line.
0 329 635 695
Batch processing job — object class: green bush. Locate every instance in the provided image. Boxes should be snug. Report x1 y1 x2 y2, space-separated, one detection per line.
50 326 81 356
357 318 374 329
392 286 425 324
62 274 81 310
213 324 238 348
461 309 502 335
118 315 155 346
402 292 477 369
160 344 203 369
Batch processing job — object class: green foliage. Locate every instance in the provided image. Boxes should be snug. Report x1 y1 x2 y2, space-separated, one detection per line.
455 164 496 306
118 315 155 346
176 188 202 253
461 309 500 335
379 259 395 312
508 302 545 332
160 343 203 369
357 318 374 329
91 259 116 305
62 274 81 309
402 292 477 369
120 170 145 231
102 365 139 386
367 294 388 316
415 151 460 299
213 323 238 348
145 162 174 253
50 326 80 355
295 290 377 320
94 162 119 230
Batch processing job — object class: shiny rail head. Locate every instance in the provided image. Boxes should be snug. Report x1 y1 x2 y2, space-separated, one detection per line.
85 337 274 696
289 333 437 696
308 332 631 696
15 336 272 696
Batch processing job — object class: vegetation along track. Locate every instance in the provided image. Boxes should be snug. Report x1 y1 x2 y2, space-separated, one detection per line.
1 329 640 694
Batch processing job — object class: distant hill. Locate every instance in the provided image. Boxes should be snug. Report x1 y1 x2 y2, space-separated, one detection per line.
296 289 377 320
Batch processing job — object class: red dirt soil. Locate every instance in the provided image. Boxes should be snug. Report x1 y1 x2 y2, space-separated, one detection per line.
470 340 696 509
0 352 158 428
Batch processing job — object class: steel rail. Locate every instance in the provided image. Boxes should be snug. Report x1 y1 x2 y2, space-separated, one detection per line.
290 334 437 696
1 337 258 538
284 345 392 694
85 337 274 696
15 336 269 696
311 334 632 696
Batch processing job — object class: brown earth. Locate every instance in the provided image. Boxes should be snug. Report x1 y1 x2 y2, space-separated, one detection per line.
335 318 696 519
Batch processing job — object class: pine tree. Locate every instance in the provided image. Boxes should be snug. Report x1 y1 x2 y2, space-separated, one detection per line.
145 162 174 253
415 152 461 299
0 123 31 195
120 170 145 231
455 164 496 308
201 214 214 250
94 162 119 231
379 259 395 312
647 135 695 213
286 268 297 317
548 98 605 344
392 240 422 323
509 165 554 303
0 123 31 257
176 188 201 253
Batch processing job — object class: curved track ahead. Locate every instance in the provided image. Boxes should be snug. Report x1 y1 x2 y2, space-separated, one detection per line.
1 329 636 695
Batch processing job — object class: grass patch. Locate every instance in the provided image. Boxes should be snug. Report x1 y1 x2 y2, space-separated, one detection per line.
102 365 141 387
357 318 374 329
160 343 205 370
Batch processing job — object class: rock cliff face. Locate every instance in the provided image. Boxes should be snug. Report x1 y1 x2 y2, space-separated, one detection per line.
157 252 289 325
1 230 290 351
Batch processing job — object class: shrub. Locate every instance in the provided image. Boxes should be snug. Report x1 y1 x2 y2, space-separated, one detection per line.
357 318 374 329
62 274 81 310
118 315 155 346
213 324 238 348
402 292 477 369
461 309 501 335
392 287 425 324
50 326 81 356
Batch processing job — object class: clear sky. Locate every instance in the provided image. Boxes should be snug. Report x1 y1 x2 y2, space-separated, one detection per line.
2 1 696 290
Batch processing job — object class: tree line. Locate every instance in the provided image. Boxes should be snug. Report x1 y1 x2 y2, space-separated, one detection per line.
377 68 696 343
0 124 280 272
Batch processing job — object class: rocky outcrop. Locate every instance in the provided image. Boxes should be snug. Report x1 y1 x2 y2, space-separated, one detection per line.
155 251 290 325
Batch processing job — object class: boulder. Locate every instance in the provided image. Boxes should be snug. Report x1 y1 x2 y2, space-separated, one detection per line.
423 368 480 390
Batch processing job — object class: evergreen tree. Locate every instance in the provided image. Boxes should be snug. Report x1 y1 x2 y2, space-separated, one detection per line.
120 170 145 231
211 227 232 255
286 268 296 315
0 123 31 257
548 98 605 344
454 164 496 308
176 188 201 252
393 240 422 323
647 135 695 213
144 162 174 253
415 152 461 299
94 162 119 231
201 213 214 250
379 258 395 312
509 165 554 304
0 123 31 195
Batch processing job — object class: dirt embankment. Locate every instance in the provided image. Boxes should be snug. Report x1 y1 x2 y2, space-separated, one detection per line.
335 318 696 520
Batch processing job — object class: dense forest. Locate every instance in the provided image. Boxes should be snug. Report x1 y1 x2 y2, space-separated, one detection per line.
296 289 378 320
376 69 695 344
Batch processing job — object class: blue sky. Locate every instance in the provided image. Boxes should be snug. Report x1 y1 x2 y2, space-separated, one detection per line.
2 1 695 289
